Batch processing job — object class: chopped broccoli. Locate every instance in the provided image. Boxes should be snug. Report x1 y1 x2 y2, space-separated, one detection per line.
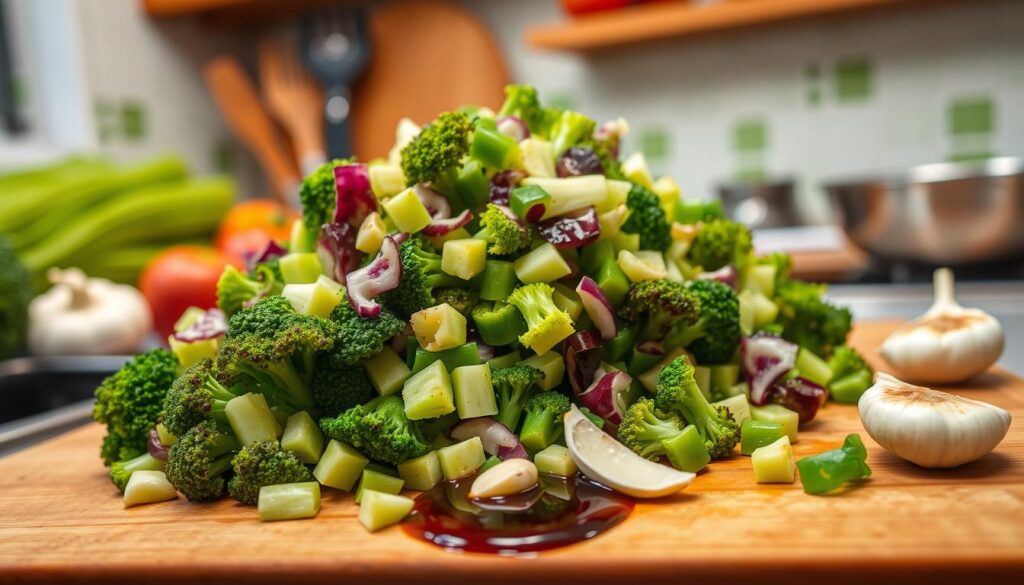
432 287 479 318
216 296 338 413
507 283 575 356
0 237 30 359
654 356 739 459
227 440 314 505
491 365 545 431
775 279 852 358
311 354 376 417
665 279 740 364
519 391 571 451
165 421 240 501
93 349 180 466
162 358 242 437
324 296 406 367
216 264 278 317
828 345 874 403
401 111 473 186
475 204 532 255
688 219 752 272
549 110 597 159
620 183 671 252
109 452 165 493
319 395 430 465
617 397 688 460
385 236 462 316
497 84 560 137
619 279 699 342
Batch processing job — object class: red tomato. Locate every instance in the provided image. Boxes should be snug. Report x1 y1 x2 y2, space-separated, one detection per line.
139 246 231 339
561 0 630 16
219 228 278 269
215 200 297 252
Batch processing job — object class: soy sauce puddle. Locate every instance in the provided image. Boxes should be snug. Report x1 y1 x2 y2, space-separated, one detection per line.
401 473 634 556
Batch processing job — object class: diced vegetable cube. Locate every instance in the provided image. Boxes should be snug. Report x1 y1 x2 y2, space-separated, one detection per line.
479 260 519 301
281 411 324 464
796 348 833 387
313 440 368 491
751 404 799 443
356 212 388 254
479 454 502 473
456 160 490 209
442 238 487 280
452 364 498 419
397 451 443 491
471 125 520 169
521 175 607 219
355 469 405 504
123 470 177 508
411 303 467 352
383 187 432 233
534 445 578 477
513 242 572 283
363 347 411 396
550 282 583 321
638 348 686 391
258 482 321 522
225 393 280 445
518 138 556 178
283 275 343 318
518 352 565 390
710 364 740 398
712 394 751 426
168 336 219 369
411 342 481 373
621 152 653 189
437 437 486 480
599 179 631 213
358 490 415 532
486 351 522 370
612 231 640 252
751 436 795 483
279 253 324 284
741 420 786 455
617 249 667 282
369 165 406 199
748 264 777 297
593 257 630 308
652 176 680 219
402 360 456 420
694 365 712 399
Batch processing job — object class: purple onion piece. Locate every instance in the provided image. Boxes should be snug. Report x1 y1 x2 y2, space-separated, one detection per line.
577 370 632 426
345 236 402 318
489 170 524 206
697 265 739 291
537 206 601 249
413 184 451 219
496 116 529 142
563 330 603 397
333 163 377 227
576 276 616 340
243 239 287 272
391 232 410 245
556 146 605 177
317 222 361 285
147 428 169 462
636 340 664 356
740 333 799 406
475 339 496 362
172 308 227 343
771 377 829 423
421 209 472 237
449 417 528 461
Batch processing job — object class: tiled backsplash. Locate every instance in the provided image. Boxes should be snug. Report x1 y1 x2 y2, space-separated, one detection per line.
460 0 1024 223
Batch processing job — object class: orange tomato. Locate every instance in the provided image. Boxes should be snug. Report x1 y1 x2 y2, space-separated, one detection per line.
139 246 231 338
215 200 298 264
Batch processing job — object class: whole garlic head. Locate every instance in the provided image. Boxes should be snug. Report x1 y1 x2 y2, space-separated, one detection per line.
859 373 1010 469
880 268 1003 384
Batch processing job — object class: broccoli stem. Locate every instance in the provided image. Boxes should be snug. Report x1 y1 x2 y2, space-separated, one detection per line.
520 411 561 452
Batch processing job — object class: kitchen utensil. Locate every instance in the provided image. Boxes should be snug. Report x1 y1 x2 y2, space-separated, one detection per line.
202 55 300 206
259 30 326 177
0 2 26 135
301 7 371 160
718 177 799 229
350 0 509 159
825 157 1024 265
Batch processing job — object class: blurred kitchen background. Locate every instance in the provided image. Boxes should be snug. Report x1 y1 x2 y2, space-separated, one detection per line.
1 0 1022 452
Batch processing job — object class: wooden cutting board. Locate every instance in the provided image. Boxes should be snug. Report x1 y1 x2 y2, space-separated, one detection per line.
0 321 1021 584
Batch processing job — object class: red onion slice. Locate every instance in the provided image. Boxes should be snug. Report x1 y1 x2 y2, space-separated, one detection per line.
345 235 402 318
317 222 361 285
577 370 632 426
741 333 799 405
496 116 529 142
636 340 664 356
421 209 472 237
172 308 227 343
537 206 600 249
413 184 451 219
576 276 616 340
449 417 528 460
243 239 287 272
771 377 828 423
333 163 377 227
489 170 524 206
563 330 602 397
147 428 169 462
698 265 739 291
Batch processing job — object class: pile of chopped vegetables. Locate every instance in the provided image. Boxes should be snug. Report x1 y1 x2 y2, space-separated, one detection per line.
95 85 874 528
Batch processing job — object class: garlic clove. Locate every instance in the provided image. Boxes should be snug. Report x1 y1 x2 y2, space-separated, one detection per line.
858 373 1011 469
468 458 539 499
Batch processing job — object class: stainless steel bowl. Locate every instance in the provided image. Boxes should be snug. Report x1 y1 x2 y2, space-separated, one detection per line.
824 157 1024 265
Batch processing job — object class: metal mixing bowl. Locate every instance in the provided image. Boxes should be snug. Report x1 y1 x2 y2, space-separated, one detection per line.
824 157 1024 265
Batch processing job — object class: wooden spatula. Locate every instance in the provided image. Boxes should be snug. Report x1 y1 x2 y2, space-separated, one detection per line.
202 55 300 206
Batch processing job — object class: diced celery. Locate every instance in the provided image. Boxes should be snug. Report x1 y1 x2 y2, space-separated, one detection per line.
748 264 777 297
612 231 641 253
356 212 388 254
712 394 751 426
369 165 406 199
534 445 578 477
710 364 740 398
518 138 556 178
751 436 795 483
123 470 177 508
471 125 520 169
355 469 405 504
599 179 631 213
662 425 710 472
430 434 454 450
280 411 324 464
258 482 321 521
290 219 313 253
602 325 636 363
442 238 487 280
480 454 502 473
522 175 607 219
594 257 630 307
479 260 519 301
313 440 368 491
694 365 712 399
597 204 628 240
741 420 785 455
487 351 522 370
426 226 472 249
651 176 680 219
280 253 324 284
738 290 756 336
283 275 343 318
513 242 572 283
402 360 456 420
437 437 486 480
411 303 467 352
518 352 565 390
363 347 411 396
225 393 281 445
580 240 615 275
383 187 432 233
621 152 653 189
749 290 780 326
452 364 498 419
751 404 799 443
456 159 490 209
168 336 219 369
550 281 583 321
796 348 833 387
638 348 686 392
397 451 443 491
359 490 415 532
617 249 667 282
411 342 480 374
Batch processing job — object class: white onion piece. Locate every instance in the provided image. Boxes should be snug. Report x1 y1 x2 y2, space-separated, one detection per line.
421 209 472 237
345 236 402 318
576 276 617 340
741 334 799 405
497 116 529 142
578 370 632 426
413 184 451 219
449 417 528 460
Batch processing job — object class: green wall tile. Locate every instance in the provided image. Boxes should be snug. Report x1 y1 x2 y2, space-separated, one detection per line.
121 100 146 140
834 57 873 101
949 97 994 135
639 127 669 160
733 119 767 152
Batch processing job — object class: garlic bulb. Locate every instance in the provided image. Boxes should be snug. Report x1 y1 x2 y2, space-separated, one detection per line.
880 268 1003 384
859 373 1010 468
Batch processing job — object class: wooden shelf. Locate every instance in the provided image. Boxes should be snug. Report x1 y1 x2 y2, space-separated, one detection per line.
526 0 947 52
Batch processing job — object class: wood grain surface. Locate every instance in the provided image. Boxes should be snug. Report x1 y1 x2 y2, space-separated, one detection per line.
0 320 1021 584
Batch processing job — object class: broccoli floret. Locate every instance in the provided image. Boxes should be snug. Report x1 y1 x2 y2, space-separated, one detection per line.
324 298 406 367
491 365 545 431
475 204 532 255
298 159 351 242
619 280 700 341
165 421 240 501
519 391 571 451
654 356 739 459
0 237 30 359
688 219 753 272
160 358 257 437
216 264 278 317
227 440 314 505
109 452 165 493
617 397 688 460
665 279 740 364
319 395 430 465
401 111 473 186
507 283 575 356
828 345 874 402
310 354 376 417
93 349 180 466
433 287 479 318
497 84 560 138
620 183 671 252
217 296 337 413
549 110 597 159
775 279 852 358
385 236 462 316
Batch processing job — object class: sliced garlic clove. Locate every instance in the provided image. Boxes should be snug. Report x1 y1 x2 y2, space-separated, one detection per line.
468 458 539 499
